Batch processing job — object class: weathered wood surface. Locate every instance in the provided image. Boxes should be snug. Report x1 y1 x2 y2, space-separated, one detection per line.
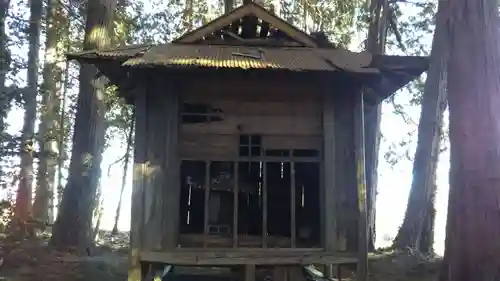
321 91 338 254
178 233 319 248
182 81 323 102
180 97 322 136
354 90 368 281
233 161 239 248
290 161 297 248
262 162 268 248
180 134 238 159
334 94 357 252
182 115 321 135
129 82 147 281
180 134 321 159
132 77 181 253
180 90 322 159
244 264 256 281
141 249 358 265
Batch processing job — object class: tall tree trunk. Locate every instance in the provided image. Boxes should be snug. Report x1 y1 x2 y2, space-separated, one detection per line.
13 0 42 229
364 0 387 251
33 0 65 225
224 0 233 13
50 0 116 253
393 1 447 253
183 0 193 32
0 0 9 91
92 180 104 241
111 112 134 235
56 58 70 206
440 0 500 279
0 0 10 134
0 0 10 184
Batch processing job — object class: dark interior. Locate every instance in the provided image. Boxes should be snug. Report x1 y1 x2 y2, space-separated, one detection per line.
179 134 321 248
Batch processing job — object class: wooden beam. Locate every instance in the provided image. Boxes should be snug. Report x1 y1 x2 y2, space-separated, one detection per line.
290 161 296 248
273 266 287 281
233 161 239 248
161 84 181 250
244 264 256 281
321 92 338 252
181 156 321 163
248 4 318 48
198 38 303 47
322 92 337 279
203 161 211 247
262 161 268 248
175 5 255 43
137 80 180 259
140 249 358 265
353 90 369 281
128 84 147 281
174 3 318 47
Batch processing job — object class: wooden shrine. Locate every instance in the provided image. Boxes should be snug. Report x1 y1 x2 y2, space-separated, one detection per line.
68 2 428 281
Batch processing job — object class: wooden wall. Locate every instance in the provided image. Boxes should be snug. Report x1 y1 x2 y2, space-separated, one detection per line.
129 73 362 258
333 94 358 252
180 81 323 159
129 76 181 280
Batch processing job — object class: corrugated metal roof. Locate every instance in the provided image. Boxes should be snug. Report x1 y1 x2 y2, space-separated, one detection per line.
66 44 152 60
67 43 385 73
122 45 347 71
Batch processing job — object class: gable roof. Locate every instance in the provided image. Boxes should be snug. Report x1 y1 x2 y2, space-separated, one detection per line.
67 43 428 105
173 3 319 48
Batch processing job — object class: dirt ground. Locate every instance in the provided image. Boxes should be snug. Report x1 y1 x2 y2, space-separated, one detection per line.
0 231 440 281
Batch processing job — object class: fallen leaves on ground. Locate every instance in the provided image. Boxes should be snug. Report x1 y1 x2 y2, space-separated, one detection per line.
0 231 127 281
368 249 440 281
0 231 440 281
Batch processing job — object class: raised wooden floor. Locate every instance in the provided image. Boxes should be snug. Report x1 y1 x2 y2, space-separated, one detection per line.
141 248 358 266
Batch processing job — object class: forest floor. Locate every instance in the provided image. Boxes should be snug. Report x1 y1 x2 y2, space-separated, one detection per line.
0 230 441 281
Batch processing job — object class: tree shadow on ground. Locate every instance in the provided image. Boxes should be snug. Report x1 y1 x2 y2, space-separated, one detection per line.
0 231 440 281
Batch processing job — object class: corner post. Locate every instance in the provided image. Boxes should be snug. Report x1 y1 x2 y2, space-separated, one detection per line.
128 83 148 281
161 81 181 249
354 90 368 281
141 78 180 252
321 92 337 276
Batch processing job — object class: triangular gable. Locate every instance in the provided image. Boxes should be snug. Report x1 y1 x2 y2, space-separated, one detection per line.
173 3 318 48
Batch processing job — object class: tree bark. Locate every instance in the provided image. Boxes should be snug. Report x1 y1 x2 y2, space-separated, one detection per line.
13 0 42 229
33 0 66 225
112 112 134 235
224 0 234 13
0 0 8 91
183 0 193 32
50 0 116 253
393 1 447 253
0 0 10 184
363 0 388 251
440 0 500 279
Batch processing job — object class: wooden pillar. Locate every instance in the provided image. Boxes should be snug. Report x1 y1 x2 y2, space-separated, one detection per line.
321 92 337 278
290 161 296 247
321 93 338 249
128 85 148 281
162 82 181 249
203 160 211 247
142 80 181 251
244 264 256 281
233 161 239 247
354 90 368 281
262 161 268 248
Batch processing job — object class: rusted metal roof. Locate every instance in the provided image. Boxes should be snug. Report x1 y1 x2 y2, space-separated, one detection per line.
66 43 429 105
66 44 152 61
122 44 343 71
67 43 385 73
